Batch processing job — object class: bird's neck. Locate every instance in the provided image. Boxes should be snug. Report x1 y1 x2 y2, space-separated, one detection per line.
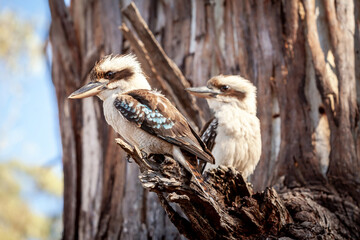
208 99 257 116
97 88 120 101
128 73 151 91
213 102 259 136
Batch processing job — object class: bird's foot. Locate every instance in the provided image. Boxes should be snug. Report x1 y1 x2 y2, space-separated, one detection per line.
140 150 148 160
126 154 133 163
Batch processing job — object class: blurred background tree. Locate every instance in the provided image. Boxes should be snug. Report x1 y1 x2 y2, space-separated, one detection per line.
0 161 62 240
0 10 42 71
0 2 63 239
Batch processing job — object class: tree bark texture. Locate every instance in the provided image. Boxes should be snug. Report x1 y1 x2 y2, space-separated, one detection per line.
49 0 360 239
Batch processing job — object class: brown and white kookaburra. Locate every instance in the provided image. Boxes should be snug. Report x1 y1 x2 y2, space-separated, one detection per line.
68 54 214 192
187 75 261 178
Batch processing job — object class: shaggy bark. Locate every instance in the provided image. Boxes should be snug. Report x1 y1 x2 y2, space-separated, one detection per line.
49 0 360 239
115 136 360 239
115 137 293 240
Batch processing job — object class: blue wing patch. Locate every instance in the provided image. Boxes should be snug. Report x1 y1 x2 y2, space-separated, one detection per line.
114 97 175 130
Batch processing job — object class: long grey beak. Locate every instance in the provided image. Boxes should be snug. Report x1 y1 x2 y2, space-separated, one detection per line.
68 81 106 99
186 86 220 98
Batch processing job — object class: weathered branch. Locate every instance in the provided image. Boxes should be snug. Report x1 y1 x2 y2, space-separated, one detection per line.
280 187 360 239
115 137 360 239
115 138 293 239
121 2 206 128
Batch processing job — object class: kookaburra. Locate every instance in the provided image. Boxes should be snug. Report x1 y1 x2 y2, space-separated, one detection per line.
68 54 214 192
187 75 261 178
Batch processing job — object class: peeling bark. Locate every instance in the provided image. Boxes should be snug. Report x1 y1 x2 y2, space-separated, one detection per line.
115 136 360 239
49 0 360 239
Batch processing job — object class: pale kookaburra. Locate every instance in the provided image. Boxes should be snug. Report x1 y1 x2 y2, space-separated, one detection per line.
187 75 261 178
68 54 214 193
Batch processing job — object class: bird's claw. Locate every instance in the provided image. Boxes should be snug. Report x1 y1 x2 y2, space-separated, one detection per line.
140 150 148 159
126 154 133 163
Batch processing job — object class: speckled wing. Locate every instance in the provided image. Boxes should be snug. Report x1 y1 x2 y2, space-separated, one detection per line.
113 89 215 164
200 117 218 152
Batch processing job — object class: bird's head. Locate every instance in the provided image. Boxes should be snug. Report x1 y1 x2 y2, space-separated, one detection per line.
187 75 257 114
68 54 150 100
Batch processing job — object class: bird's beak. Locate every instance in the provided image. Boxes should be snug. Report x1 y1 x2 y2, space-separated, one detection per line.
68 81 106 99
186 86 220 98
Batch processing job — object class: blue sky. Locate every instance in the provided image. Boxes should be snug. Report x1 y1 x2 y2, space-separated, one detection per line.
0 0 62 216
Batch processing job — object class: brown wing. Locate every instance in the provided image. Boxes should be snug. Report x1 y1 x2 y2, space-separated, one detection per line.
114 89 215 164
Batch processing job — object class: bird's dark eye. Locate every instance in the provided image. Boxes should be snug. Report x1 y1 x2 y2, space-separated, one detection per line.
105 71 115 79
220 85 230 92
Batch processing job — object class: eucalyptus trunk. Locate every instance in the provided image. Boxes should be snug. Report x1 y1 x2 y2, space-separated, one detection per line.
49 0 360 239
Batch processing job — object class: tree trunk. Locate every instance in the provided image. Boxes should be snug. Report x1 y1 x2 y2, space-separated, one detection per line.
49 0 360 239
49 0 179 239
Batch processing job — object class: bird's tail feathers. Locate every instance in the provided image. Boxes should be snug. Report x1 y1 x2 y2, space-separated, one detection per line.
173 147 214 201
184 160 212 198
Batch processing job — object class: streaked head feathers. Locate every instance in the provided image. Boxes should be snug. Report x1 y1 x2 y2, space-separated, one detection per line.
69 54 150 99
187 75 257 114
91 54 143 80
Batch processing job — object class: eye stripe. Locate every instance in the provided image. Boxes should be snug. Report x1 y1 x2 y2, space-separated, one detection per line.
113 68 134 80
93 68 134 81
